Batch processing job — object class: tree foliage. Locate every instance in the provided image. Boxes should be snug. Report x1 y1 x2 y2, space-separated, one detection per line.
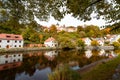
0 0 120 24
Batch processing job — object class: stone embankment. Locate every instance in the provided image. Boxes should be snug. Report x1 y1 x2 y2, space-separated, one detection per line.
84 46 114 50
0 47 61 53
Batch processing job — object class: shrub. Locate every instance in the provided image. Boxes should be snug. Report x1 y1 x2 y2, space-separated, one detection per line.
91 40 99 46
112 42 120 49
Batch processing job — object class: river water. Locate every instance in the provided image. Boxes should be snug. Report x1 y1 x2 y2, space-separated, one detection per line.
0 49 119 80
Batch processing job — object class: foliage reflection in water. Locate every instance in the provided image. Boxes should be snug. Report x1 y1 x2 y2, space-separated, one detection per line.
0 49 119 80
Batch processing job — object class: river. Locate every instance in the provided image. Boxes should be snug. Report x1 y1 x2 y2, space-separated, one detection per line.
0 49 119 80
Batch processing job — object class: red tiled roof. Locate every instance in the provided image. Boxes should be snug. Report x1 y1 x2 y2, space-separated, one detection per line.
0 33 23 40
45 37 55 42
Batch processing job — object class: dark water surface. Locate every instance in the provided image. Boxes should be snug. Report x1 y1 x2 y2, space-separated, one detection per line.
0 49 119 80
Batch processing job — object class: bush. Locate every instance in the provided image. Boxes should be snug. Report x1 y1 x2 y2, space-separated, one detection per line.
48 65 81 80
112 42 120 49
91 40 99 46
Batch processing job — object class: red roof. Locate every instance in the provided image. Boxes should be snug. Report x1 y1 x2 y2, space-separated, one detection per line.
45 37 55 42
0 33 23 40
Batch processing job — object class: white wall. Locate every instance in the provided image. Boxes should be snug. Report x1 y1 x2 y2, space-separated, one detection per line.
0 54 23 64
0 39 23 48
44 41 58 47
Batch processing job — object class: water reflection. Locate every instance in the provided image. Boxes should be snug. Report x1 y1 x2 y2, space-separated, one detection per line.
44 50 58 61
85 50 92 58
0 49 119 80
15 67 51 80
0 53 22 71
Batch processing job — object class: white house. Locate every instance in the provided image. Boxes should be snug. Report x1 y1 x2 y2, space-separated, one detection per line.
44 37 58 47
82 38 91 46
0 33 24 48
109 35 120 44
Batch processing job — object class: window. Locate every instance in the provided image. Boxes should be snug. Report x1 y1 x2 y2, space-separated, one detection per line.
5 55 8 58
15 36 19 38
0 40 1 42
15 40 17 43
14 55 16 57
19 45 21 47
7 40 10 43
5 61 8 63
19 41 21 43
13 60 16 62
18 54 21 56
14 45 16 47
6 35 11 38
0 45 1 48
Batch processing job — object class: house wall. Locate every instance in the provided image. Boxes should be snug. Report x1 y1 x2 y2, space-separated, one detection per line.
0 39 23 48
84 38 91 46
0 54 23 64
44 41 58 47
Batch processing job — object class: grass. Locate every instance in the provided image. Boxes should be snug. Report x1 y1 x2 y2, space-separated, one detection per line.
81 55 120 80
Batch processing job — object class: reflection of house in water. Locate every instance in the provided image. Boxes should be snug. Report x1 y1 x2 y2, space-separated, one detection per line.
0 53 22 70
99 49 105 56
44 51 58 61
105 51 117 58
69 61 80 70
85 50 92 58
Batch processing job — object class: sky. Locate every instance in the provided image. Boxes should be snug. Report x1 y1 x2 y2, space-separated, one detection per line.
35 14 106 27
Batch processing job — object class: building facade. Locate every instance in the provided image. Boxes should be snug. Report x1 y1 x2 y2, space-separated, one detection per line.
44 37 58 47
0 33 24 48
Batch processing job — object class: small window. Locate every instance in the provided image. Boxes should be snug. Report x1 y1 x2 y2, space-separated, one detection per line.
15 41 17 43
5 55 8 58
0 40 1 42
15 36 19 38
6 35 11 38
14 45 16 47
19 41 21 43
7 40 10 43
5 61 8 63
19 45 21 47
13 60 16 62
18 59 21 61
14 55 16 57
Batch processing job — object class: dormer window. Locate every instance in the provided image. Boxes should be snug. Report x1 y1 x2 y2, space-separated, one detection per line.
6 35 11 38
15 36 19 38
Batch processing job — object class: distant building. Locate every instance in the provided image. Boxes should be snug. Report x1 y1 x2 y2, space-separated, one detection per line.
105 34 120 44
44 37 58 47
82 38 91 46
0 33 24 48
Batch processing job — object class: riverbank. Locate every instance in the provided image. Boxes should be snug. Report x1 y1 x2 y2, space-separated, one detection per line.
79 55 120 80
0 47 61 53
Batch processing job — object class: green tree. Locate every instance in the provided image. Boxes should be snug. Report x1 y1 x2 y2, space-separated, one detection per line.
49 24 57 34
0 0 119 24
77 26 84 33
91 40 99 46
76 39 85 47
112 42 120 49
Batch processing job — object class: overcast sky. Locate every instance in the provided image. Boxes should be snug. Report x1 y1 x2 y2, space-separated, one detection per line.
35 14 106 27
